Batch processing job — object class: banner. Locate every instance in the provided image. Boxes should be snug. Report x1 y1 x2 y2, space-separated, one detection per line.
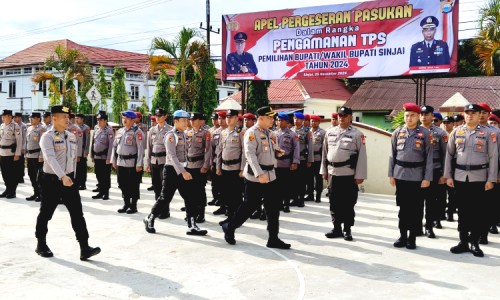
222 0 458 80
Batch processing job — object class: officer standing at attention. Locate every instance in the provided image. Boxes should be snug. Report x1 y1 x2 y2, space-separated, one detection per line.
243 113 256 131
144 110 208 236
226 32 258 75
274 112 299 213
445 104 498 257
321 107 367 241
409 16 450 67
330 112 339 129
43 111 52 130
14 112 27 183
442 115 457 221
111 110 144 214
35 105 100 260
291 112 314 207
25 112 46 201
211 111 227 215
90 112 114 200
389 103 433 250
221 106 291 249
309 115 327 203
419 106 448 238
207 112 220 206
0 109 22 198
75 113 90 190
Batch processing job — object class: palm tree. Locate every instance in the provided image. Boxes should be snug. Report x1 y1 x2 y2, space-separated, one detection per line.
32 45 93 110
473 0 500 75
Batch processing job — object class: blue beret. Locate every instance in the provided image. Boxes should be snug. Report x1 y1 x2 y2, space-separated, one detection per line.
173 110 190 119
433 112 443 120
277 112 289 121
121 110 138 119
294 112 305 119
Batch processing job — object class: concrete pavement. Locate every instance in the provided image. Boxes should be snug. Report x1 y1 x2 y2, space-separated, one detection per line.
0 173 499 299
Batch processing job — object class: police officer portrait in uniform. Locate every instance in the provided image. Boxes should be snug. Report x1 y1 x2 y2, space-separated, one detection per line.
221 106 291 249
389 103 433 250
14 112 27 184
144 110 208 236
409 16 450 67
321 107 367 241
444 104 498 257
111 110 144 214
34 105 100 260
90 112 114 200
75 113 90 190
25 112 46 201
226 32 258 75
0 109 22 198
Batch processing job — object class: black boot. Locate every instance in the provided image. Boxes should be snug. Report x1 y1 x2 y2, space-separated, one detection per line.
126 199 138 214
143 214 156 234
489 225 498 234
186 217 207 236
393 229 408 248
250 209 261 219
406 233 416 250
117 198 131 213
267 235 291 249
344 226 353 241
450 232 470 254
158 209 170 219
196 208 206 223
434 220 443 229
221 222 236 245
470 243 484 257
79 241 101 261
315 194 321 203
35 238 54 258
92 193 103 199
92 187 100 192
425 227 436 239
325 221 343 239
26 194 38 201
446 212 455 222
101 191 109 200
259 209 267 221
213 206 226 215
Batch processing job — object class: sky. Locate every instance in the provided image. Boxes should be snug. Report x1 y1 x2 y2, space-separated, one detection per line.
0 0 488 61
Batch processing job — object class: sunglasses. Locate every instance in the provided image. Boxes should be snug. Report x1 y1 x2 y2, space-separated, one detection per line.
433 119 440 122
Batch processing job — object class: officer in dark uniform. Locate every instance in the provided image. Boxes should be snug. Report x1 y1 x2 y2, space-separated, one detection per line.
35 105 100 260
309 115 326 202
111 110 144 214
90 112 114 200
25 112 46 201
291 112 314 207
221 106 291 249
409 16 450 67
226 32 258 75
14 112 27 183
445 104 498 257
0 109 22 198
389 103 433 250
144 110 208 236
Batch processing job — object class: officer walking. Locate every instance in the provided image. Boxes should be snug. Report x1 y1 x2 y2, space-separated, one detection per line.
389 103 433 250
291 112 314 207
445 104 498 257
68 113 84 187
0 109 22 198
221 106 291 249
25 112 46 201
75 113 90 190
144 110 208 236
35 105 100 260
14 112 27 183
111 110 144 214
309 115 326 202
90 112 114 200
321 107 367 241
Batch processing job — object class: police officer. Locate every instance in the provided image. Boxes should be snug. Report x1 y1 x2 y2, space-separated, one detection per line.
90 112 114 200
321 107 367 241
207 112 220 206
144 110 208 236
75 113 90 190
186 112 212 223
274 113 299 213
291 112 314 207
35 105 100 260
226 32 258 75
442 115 457 221
409 16 450 67
211 111 227 215
43 111 52 130
389 103 433 250
13 112 27 183
25 112 46 201
243 113 256 130
453 114 465 128
445 104 498 257
419 106 448 238
309 115 326 203
145 109 172 203
433 112 443 127
111 110 144 214
330 112 339 128
0 109 22 198
68 113 84 187
216 109 246 224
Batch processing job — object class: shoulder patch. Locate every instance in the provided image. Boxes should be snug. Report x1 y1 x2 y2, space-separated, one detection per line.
137 133 143 140
491 132 497 144
361 134 366 144
206 132 211 141
443 134 448 143
248 134 255 141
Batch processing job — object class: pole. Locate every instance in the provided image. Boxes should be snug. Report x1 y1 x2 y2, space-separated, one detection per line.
241 81 247 113
206 0 210 55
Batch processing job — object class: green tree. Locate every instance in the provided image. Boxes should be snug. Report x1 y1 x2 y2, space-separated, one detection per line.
151 69 172 113
246 80 271 114
473 0 500 75
111 67 129 123
391 110 405 130
194 47 218 117
457 39 482 76
77 79 94 114
136 96 150 115
96 65 111 112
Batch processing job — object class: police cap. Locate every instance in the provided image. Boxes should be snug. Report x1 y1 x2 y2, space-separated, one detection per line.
173 110 190 119
190 112 204 120
243 113 256 120
420 105 434 113
2 109 13 116
464 104 482 112
155 108 167 116
477 102 492 112
75 113 85 118
420 16 439 29
226 109 239 117
338 106 353 115
30 112 41 118
234 32 248 42
403 103 421 113
14 112 22 117
211 112 218 119
433 112 443 120
43 111 51 118
453 114 464 122
51 105 70 115
257 106 276 117
96 112 108 120
277 112 289 121
294 112 305 119
442 116 452 123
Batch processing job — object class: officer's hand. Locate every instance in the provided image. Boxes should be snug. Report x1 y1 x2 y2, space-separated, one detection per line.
446 178 454 188
389 177 395 187
258 174 270 184
355 179 364 185
216 169 222 176
22 150 25 155
61 175 73 187
438 176 446 184
182 171 192 181
38 157 43 163
146 166 151 172
239 171 244 178
14 155 20 161
485 182 494 191
84 154 88 158
421 180 430 188
201 167 209 174
105 159 111 165
77 157 81 162
306 162 312 168
136 166 142 172
112 163 117 170
323 174 328 180
290 163 297 171
241 66 248 73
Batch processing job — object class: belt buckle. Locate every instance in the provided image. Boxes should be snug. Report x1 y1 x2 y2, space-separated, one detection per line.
465 165 471 171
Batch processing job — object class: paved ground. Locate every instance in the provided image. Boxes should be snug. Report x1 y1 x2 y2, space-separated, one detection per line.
0 173 499 300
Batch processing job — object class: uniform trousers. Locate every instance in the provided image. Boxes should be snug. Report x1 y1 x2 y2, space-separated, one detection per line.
454 180 488 243
421 169 445 228
221 169 243 216
229 180 281 238
483 184 498 236
329 175 358 227
309 161 323 199
186 168 207 216
151 162 165 199
117 166 140 200
276 167 293 206
446 186 457 215
211 162 222 201
94 159 111 193
294 160 308 200
395 179 426 234
0 155 19 194
151 165 197 219
35 172 89 242
16 154 25 182
27 158 43 195
75 157 88 187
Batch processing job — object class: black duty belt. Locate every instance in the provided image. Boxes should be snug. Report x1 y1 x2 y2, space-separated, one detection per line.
248 164 274 176
152 151 166 157
187 155 204 162
0 144 15 149
92 149 108 156
395 159 425 168
314 150 322 155
276 154 291 160
222 158 241 165
328 160 350 168
118 154 137 160
27 148 41 154
455 163 489 171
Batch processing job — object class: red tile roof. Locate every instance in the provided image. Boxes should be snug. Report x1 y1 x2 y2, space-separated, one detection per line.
345 77 500 111
223 80 307 104
300 78 353 101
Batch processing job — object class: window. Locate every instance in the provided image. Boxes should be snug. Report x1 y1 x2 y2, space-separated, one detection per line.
126 73 141 80
24 67 32 74
6 68 21 75
217 90 220 100
105 68 114 74
0 81 2 92
38 81 47 97
9 81 16 98
130 85 139 100
107 81 112 96
227 91 234 97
